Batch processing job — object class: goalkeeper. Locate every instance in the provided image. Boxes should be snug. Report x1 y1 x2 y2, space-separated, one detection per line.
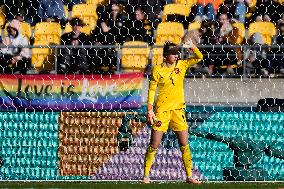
143 40 203 184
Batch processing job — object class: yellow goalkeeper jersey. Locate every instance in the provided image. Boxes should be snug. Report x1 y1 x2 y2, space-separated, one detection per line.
148 48 203 113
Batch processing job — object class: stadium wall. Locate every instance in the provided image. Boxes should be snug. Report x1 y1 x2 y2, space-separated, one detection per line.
142 78 284 105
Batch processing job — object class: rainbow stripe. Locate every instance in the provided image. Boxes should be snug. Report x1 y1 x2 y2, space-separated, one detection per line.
0 73 144 111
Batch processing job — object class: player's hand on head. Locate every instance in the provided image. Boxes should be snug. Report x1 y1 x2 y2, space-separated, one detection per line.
183 39 195 49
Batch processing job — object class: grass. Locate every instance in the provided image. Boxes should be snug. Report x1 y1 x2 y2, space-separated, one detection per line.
0 182 283 189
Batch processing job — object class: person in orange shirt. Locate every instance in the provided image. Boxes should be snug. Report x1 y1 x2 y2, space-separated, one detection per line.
196 0 223 21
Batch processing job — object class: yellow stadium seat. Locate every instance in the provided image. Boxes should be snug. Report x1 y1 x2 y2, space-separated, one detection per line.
174 0 197 5
151 43 164 67
72 4 98 30
248 0 257 7
86 0 107 5
4 21 32 42
64 22 92 35
121 41 150 72
0 6 5 28
156 22 185 44
248 22 276 45
34 22 62 45
246 0 257 19
188 21 201 31
162 4 191 22
32 42 55 70
232 22 245 44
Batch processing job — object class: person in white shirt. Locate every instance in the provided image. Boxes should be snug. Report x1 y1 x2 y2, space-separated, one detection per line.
0 19 31 74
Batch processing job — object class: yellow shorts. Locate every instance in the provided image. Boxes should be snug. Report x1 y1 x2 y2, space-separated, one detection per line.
152 109 188 132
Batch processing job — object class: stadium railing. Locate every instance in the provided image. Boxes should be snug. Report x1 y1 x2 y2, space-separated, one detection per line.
0 44 283 77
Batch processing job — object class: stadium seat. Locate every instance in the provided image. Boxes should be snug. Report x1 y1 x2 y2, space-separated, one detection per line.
231 22 245 44
0 5 5 28
72 4 98 30
34 22 62 45
151 43 164 66
156 22 185 44
33 22 61 70
31 41 55 70
4 21 32 42
162 4 191 22
64 22 92 35
121 41 150 72
174 0 197 5
248 22 276 45
188 21 201 31
86 0 107 5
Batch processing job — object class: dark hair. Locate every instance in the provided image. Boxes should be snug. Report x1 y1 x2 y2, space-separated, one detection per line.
70 17 84 27
135 6 145 14
163 41 180 57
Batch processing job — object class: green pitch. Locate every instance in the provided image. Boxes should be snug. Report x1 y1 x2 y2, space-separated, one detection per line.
1 182 284 189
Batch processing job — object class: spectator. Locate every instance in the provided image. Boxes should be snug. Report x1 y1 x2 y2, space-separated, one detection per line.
250 0 284 24
0 0 39 25
209 13 238 75
0 19 31 74
185 20 218 75
279 14 284 25
126 7 154 44
97 3 127 44
139 0 161 26
64 0 85 10
267 20 284 75
194 0 224 21
276 21 284 45
183 25 210 75
38 0 67 25
90 2 127 73
218 0 252 23
245 33 270 76
58 18 90 74
276 21 284 74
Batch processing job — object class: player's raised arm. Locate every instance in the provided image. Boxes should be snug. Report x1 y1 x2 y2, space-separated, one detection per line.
182 39 204 69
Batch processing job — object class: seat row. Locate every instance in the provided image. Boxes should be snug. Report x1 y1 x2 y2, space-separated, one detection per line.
2 20 276 72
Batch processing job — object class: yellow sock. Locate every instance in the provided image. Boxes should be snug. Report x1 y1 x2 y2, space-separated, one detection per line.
144 145 158 177
180 144 193 178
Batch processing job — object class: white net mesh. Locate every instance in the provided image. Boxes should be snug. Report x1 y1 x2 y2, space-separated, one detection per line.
0 0 283 182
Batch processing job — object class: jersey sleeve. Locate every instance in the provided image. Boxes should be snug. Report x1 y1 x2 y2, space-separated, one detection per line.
181 47 204 70
147 66 160 105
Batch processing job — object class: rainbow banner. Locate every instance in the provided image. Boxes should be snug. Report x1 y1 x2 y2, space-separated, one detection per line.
0 73 144 111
